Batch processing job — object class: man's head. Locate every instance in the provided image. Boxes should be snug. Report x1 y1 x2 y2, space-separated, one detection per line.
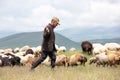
51 17 60 27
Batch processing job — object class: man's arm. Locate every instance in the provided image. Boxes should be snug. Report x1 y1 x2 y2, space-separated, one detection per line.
44 27 50 38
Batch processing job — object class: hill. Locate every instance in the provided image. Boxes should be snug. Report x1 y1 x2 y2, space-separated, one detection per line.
89 38 120 45
0 31 80 50
57 27 120 42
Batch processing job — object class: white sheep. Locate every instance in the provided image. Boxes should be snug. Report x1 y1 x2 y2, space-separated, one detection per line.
58 46 66 52
104 43 120 51
14 51 26 56
92 43 103 49
14 47 20 53
4 48 13 54
95 52 109 67
0 49 4 54
93 45 107 55
89 52 109 67
20 54 35 66
55 44 59 51
19 45 30 52
69 48 76 52
35 46 42 55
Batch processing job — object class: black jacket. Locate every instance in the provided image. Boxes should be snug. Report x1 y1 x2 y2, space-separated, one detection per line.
41 23 57 52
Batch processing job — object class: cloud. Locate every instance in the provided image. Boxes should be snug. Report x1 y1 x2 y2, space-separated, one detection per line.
75 1 120 27
0 0 120 32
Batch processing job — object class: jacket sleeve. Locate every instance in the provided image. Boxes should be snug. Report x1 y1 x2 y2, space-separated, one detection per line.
43 27 50 38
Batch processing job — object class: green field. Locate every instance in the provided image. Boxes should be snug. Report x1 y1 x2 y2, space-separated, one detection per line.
0 51 120 80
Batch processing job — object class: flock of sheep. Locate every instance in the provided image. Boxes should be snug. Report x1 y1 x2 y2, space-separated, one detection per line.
90 43 120 67
0 42 120 68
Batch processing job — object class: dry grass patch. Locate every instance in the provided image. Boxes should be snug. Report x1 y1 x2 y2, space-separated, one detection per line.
0 65 120 80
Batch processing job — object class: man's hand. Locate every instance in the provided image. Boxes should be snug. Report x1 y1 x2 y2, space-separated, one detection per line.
46 27 50 33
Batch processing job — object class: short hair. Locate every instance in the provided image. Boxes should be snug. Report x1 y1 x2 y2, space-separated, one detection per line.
51 17 59 22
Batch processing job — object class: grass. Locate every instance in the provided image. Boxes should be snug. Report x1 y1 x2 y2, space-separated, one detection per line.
0 51 120 80
0 65 120 80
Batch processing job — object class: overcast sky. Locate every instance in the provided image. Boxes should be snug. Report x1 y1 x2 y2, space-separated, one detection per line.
0 0 120 32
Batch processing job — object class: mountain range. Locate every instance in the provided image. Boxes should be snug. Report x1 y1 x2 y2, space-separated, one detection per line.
0 26 120 50
0 31 80 50
57 27 120 42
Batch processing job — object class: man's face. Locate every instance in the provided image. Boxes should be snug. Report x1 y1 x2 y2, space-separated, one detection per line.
53 21 59 27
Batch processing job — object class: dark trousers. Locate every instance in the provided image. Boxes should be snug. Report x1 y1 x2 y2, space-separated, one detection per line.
31 51 56 69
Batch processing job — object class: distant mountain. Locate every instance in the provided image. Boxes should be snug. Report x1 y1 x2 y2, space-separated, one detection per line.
57 26 120 42
0 30 20 38
89 38 120 45
1 26 119 43
0 31 80 50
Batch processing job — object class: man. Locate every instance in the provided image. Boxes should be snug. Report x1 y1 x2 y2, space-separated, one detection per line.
31 17 60 70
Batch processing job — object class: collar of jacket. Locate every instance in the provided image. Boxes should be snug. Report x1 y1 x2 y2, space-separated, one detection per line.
48 23 55 29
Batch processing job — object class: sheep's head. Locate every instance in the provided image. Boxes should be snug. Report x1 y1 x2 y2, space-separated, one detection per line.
89 57 97 65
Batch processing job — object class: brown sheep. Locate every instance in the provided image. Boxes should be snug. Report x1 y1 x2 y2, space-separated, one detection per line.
106 50 120 67
42 54 67 67
66 53 87 66
81 41 93 55
55 54 67 66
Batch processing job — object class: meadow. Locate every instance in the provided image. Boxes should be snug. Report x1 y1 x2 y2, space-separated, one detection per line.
0 51 120 80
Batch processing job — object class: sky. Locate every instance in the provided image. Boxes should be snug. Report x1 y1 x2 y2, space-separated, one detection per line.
0 0 120 36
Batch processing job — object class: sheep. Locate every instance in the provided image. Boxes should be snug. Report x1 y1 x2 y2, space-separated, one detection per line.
66 53 87 66
5 53 21 66
13 47 20 53
19 54 35 66
55 54 67 66
69 48 76 52
107 53 119 67
89 57 97 65
19 45 30 52
35 46 42 55
14 51 26 56
0 49 5 54
0 54 8 57
58 46 66 53
28 46 42 57
81 41 93 55
4 48 13 54
25 54 39 66
0 55 11 66
89 52 109 67
105 50 120 67
106 50 120 57
104 43 120 51
0 53 21 67
95 52 109 67
55 44 59 51
42 54 67 67
41 57 50 66
93 45 107 56
92 43 103 49
26 49 34 55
